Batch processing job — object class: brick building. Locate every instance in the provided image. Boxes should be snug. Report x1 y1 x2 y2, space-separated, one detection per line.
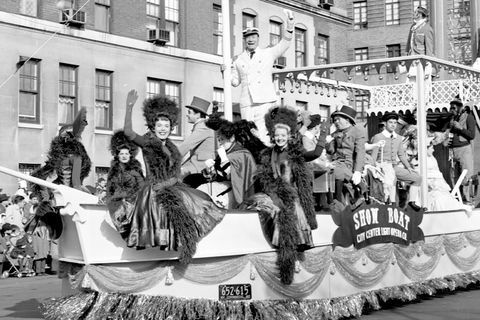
0 0 351 193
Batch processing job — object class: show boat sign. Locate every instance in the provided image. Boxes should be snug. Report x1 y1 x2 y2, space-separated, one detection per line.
332 203 424 249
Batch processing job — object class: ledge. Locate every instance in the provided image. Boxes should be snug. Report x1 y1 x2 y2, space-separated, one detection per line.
18 122 44 130
94 129 113 135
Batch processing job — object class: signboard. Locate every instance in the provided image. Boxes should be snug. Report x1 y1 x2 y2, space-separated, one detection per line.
332 203 424 249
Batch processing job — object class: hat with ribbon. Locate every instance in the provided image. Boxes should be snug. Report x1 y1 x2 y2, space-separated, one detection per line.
185 96 210 115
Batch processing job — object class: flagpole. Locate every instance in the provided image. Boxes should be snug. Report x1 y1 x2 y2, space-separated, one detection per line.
221 0 233 121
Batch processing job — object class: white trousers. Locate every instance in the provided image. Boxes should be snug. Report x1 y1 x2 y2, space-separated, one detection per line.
240 102 276 146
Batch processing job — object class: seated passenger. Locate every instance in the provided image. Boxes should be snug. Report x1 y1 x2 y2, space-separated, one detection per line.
106 131 145 239
370 112 421 204
425 138 472 212
189 116 257 209
123 90 225 263
326 106 366 202
244 107 327 285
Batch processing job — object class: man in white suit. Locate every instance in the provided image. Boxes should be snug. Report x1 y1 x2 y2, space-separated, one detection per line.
230 10 294 145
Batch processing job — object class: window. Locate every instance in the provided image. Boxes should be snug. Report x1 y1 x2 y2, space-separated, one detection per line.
213 4 223 55
147 0 161 17
295 28 306 67
19 59 40 124
354 94 369 121
354 47 368 75
317 34 329 65
269 20 282 46
242 12 256 30
296 100 308 111
353 1 367 30
213 87 224 112
319 104 330 120
386 44 401 73
165 0 179 47
413 0 428 11
19 163 40 175
386 0 400 25
95 70 112 130
95 0 110 32
59 64 77 125
146 78 182 135
20 0 37 17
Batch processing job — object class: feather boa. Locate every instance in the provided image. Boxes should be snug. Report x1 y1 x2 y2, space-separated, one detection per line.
47 135 91 183
106 158 145 205
141 132 198 264
256 140 316 284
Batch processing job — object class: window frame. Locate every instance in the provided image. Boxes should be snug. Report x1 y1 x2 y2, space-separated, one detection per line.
353 1 368 30
18 58 41 124
95 69 113 130
354 47 369 75
213 87 224 112
58 63 78 126
385 0 400 26
386 44 401 73
94 0 110 32
146 0 161 18
242 12 257 30
18 163 41 175
213 4 223 55
413 0 428 11
295 27 307 67
317 33 329 65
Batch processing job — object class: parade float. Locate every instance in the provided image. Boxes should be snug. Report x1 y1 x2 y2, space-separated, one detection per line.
1 54 480 320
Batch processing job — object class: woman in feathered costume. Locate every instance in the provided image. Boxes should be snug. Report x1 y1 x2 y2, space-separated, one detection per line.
246 107 327 284
106 131 145 239
28 107 91 240
123 90 225 263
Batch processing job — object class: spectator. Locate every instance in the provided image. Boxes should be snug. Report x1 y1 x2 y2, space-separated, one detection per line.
4 195 26 228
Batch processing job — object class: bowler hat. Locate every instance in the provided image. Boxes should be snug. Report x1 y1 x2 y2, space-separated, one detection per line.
331 105 357 125
0 193 8 202
242 27 259 38
416 6 428 17
382 111 399 122
450 95 463 107
186 96 210 115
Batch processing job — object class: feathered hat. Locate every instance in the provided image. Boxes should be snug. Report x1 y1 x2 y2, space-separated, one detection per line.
109 130 139 157
265 106 298 138
59 107 88 139
142 95 179 130
206 112 235 139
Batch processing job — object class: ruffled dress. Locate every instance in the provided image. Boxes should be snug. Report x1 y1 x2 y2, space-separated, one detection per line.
125 131 225 262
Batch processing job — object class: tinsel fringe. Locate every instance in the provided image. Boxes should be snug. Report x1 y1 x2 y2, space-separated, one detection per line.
42 270 480 320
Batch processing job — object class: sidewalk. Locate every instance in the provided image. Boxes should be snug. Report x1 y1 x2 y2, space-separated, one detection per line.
0 275 62 320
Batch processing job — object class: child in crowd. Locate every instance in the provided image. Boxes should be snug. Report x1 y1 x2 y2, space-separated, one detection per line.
8 225 35 276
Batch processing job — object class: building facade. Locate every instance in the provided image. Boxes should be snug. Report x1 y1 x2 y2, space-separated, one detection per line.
0 0 351 193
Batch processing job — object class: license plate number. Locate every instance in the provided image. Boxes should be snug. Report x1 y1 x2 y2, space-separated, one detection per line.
218 284 252 300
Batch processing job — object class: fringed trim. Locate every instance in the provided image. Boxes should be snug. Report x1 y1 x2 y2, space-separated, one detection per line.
42 270 480 320
157 188 199 264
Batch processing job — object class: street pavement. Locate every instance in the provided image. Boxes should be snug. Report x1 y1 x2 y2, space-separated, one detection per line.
2 275 480 319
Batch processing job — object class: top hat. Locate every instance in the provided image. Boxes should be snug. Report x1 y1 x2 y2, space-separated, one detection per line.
186 96 210 115
416 6 428 17
0 193 9 202
242 27 260 38
331 105 357 125
450 95 463 107
382 111 399 122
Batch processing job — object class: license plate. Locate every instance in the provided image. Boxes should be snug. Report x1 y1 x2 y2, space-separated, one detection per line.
218 284 252 300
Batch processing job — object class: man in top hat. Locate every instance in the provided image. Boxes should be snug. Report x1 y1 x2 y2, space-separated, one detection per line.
228 9 295 145
370 111 421 203
178 96 215 177
449 96 476 204
406 6 434 57
326 105 366 202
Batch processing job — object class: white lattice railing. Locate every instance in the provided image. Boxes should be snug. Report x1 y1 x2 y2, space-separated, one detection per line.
368 78 480 114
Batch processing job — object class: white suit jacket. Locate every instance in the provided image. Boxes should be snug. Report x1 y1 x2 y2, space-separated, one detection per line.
231 37 291 107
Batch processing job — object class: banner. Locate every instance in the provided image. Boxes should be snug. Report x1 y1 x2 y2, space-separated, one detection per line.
332 203 424 249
